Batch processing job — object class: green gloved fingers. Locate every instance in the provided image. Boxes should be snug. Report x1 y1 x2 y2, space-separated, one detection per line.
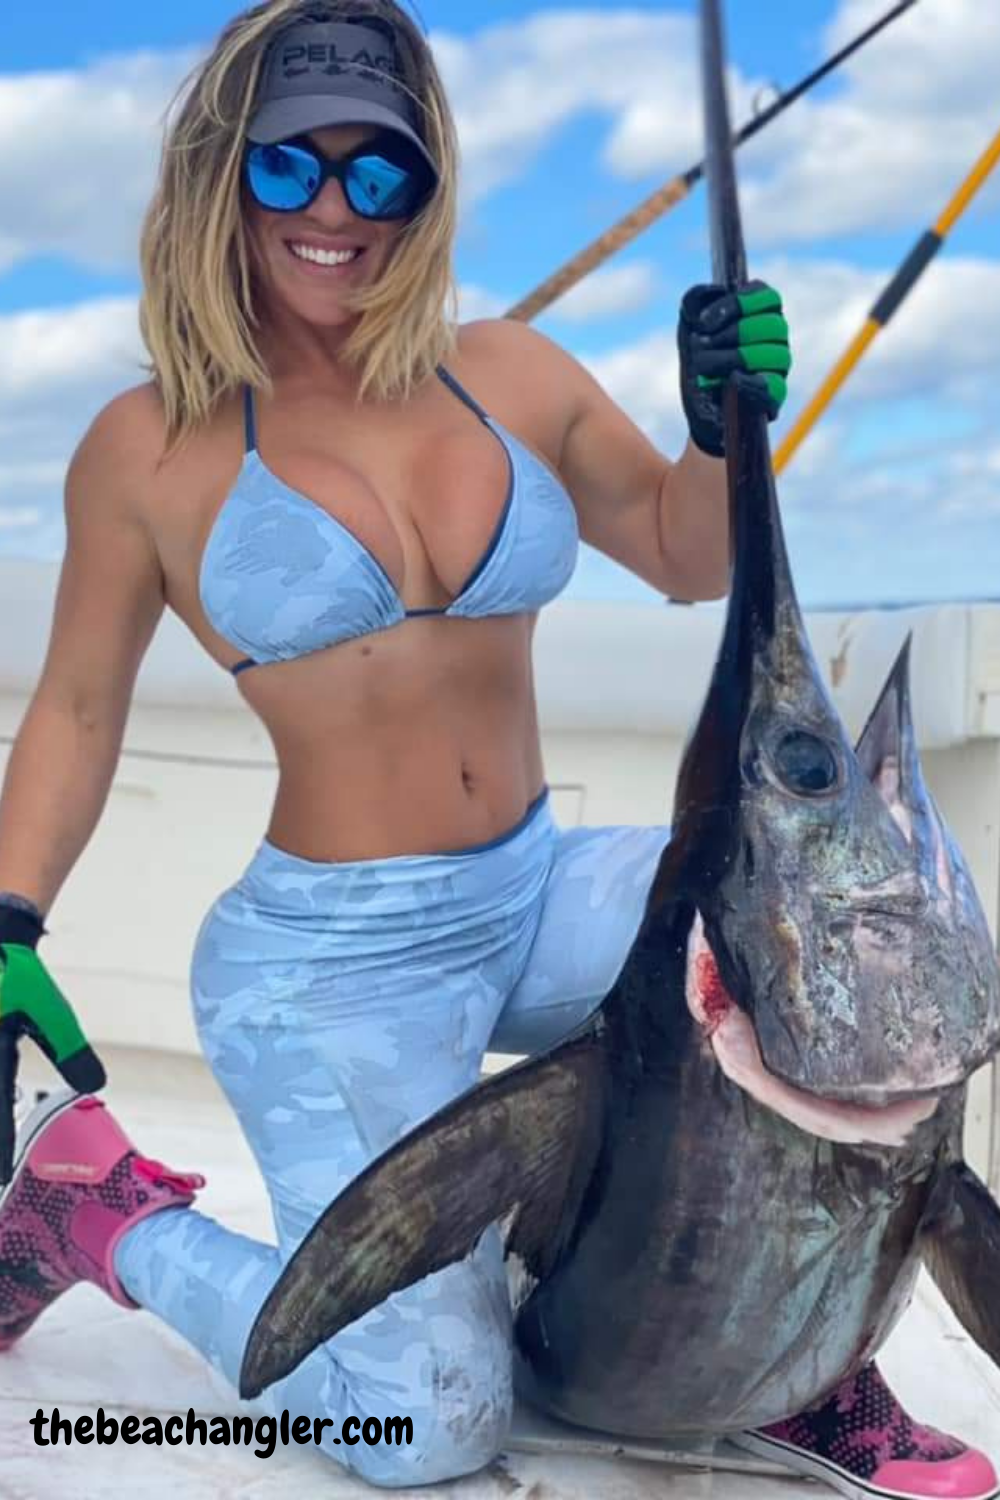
0 943 107 1091
758 372 788 409
694 343 792 380
738 285 782 317
678 278 793 456
742 343 792 378
0 933 105 1185
738 312 790 347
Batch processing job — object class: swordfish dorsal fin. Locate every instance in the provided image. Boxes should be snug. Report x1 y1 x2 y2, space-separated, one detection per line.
855 632 1000 1037
854 635 915 814
238 1028 607 1399
853 633 941 863
921 1160 1000 1366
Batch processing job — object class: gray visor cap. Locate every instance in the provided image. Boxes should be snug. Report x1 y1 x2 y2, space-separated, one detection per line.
246 20 438 179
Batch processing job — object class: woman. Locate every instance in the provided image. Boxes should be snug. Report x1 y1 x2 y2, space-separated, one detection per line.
0 2 993 1496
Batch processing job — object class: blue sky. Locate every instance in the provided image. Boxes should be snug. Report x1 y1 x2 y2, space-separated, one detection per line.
1 0 998 605
0 0 839 65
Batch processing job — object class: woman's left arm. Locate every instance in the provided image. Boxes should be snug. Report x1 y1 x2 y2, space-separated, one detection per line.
478 280 791 604
560 376 733 605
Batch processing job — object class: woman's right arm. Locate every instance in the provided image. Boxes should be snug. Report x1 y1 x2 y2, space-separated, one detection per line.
0 389 167 916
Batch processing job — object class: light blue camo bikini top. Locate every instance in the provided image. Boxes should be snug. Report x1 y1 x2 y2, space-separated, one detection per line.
199 366 580 676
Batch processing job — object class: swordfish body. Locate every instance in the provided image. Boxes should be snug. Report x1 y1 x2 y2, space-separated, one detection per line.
236 404 1000 1437
510 600 991 1433
237 0 1000 1435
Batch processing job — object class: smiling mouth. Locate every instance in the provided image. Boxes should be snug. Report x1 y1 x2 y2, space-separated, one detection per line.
684 913 940 1148
284 242 366 272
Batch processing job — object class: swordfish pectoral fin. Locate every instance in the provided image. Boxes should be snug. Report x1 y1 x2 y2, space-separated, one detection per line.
921 1160 1000 1367
239 1027 607 1399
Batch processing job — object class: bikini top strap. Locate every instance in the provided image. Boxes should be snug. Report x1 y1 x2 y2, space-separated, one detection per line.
436 365 491 425
243 385 257 453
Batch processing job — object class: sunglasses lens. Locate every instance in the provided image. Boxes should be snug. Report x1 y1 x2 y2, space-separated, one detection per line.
246 143 320 211
346 153 423 219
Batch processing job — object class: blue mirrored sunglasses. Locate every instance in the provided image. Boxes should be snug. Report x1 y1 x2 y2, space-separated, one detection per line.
244 133 435 221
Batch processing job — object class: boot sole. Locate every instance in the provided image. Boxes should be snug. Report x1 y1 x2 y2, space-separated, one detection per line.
733 1431 1000 1500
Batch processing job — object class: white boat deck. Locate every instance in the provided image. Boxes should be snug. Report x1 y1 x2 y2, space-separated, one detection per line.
2 1044 998 1500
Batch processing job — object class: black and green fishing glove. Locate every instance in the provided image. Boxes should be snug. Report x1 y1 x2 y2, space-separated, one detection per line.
678 279 792 457
0 897 106 1183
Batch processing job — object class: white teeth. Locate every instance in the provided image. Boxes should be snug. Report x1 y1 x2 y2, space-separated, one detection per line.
289 243 360 267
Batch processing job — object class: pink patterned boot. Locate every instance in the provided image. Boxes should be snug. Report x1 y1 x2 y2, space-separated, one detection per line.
737 1363 998 1500
0 1087 205 1348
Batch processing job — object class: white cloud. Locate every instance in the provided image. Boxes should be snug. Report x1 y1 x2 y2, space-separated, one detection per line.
0 461 66 487
564 253 1000 451
934 444 1000 520
954 443 1000 484
737 0 1000 245
435 9 701 203
0 297 144 406
533 0 998 250
0 295 144 402
825 0 999 116
774 433 1000 606
757 253 1000 413
601 61 758 180
460 262 659 326
0 50 197 274
0 298 146 549
456 283 507 322
549 261 659 323
0 507 42 531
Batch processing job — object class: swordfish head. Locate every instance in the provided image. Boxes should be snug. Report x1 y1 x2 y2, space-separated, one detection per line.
659 413 1000 1140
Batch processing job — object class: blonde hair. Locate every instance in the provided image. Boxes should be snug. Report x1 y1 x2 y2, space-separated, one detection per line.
139 0 459 455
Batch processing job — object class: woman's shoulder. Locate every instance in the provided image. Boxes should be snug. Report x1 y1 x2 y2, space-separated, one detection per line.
73 381 171 475
65 382 169 509
75 380 237 487
455 316 563 368
452 318 598 431
67 381 242 548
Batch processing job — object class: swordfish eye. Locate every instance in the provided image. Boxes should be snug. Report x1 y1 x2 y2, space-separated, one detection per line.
771 730 840 797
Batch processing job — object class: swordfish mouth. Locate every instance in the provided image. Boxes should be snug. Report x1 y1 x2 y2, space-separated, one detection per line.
684 913 940 1149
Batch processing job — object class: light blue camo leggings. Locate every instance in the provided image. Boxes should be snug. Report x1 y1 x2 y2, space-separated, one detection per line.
113 788 670 1487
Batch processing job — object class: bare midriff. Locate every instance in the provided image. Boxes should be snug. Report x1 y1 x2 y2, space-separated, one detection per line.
241 612 545 862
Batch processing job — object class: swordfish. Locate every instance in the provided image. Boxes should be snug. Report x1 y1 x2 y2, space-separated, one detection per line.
238 0 1000 1436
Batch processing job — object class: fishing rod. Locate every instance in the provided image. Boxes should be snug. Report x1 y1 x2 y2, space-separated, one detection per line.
505 0 919 324
774 121 1000 472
